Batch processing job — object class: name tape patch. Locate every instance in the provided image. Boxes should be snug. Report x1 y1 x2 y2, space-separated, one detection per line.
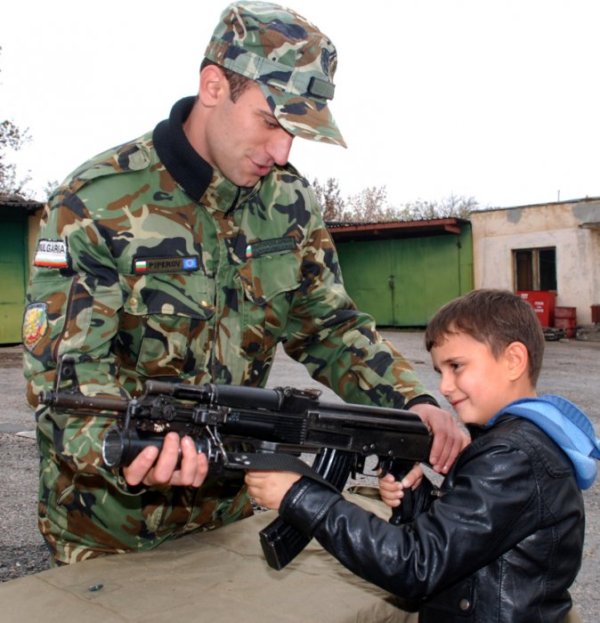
33 239 69 269
133 255 200 274
245 237 296 259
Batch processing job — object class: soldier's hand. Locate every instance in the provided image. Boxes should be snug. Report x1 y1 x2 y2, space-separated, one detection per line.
408 403 469 474
123 432 208 488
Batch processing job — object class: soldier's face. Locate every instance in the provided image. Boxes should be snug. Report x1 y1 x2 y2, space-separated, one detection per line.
204 82 295 187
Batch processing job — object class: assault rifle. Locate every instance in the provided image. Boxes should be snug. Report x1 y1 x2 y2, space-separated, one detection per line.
41 358 432 570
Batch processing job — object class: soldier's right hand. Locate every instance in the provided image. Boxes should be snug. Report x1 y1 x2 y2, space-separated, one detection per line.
123 432 208 488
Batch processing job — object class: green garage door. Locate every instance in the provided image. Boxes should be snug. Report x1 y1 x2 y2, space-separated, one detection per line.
0 212 28 344
336 230 473 327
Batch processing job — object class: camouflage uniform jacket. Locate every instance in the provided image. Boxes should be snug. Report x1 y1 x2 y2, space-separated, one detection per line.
23 97 434 564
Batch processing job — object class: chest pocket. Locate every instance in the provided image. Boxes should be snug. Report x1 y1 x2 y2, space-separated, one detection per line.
118 272 214 379
236 251 301 355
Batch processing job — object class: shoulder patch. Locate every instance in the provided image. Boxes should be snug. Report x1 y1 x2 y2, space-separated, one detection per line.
23 303 48 351
33 239 70 269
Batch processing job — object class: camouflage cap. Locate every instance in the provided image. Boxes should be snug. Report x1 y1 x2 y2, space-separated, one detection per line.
205 1 346 147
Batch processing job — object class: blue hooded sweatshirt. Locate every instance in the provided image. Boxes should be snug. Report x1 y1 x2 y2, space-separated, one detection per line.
486 395 600 490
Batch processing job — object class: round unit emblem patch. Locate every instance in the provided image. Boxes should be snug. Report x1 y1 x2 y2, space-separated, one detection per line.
23 303 48 351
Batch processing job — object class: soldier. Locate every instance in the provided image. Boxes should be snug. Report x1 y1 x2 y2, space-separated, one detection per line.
23 0 466 565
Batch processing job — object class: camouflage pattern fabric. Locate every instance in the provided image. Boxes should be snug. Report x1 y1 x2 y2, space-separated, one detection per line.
205 1 346 147
23 102 432 565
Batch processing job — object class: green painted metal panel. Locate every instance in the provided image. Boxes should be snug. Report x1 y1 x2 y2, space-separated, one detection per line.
337 238 394 323
336 225 473 326
0 211 28 344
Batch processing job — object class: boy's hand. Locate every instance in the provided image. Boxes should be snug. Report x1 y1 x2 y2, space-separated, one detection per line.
245 470 301 510
379 472 405 508
379 466 423 508
409 403 469 474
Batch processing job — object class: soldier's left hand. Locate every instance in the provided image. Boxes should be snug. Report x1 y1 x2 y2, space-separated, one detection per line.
408 403 469 474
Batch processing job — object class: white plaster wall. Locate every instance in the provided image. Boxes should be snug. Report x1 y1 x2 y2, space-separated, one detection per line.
471 200 600 324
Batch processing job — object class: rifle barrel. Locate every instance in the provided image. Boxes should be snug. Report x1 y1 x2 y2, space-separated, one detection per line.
40 391 127 413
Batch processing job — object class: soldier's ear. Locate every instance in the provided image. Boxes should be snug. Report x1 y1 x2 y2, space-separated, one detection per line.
199 64 228 106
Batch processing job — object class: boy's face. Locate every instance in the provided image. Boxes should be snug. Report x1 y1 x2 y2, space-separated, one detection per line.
430 330 522 427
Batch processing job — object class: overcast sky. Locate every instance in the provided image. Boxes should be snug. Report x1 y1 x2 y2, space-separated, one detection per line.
2 0 599 209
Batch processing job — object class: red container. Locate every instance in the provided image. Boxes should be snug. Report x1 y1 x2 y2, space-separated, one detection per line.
554 307 577 338
554 306 576 319
518 291 556 328
592 305 600 324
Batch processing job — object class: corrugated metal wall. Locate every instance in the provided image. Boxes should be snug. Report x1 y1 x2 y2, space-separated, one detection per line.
0 208 29 344
335 225 473 326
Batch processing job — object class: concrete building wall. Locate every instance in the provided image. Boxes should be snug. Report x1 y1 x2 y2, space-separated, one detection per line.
470 198 600 324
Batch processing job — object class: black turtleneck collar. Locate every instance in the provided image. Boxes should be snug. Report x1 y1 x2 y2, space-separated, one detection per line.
153 97 213 202
153 97 262 211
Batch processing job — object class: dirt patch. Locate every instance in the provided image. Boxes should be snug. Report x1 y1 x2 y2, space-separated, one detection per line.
0 347 23 369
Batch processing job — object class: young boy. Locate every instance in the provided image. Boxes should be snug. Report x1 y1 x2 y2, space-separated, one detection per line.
245 289 600 622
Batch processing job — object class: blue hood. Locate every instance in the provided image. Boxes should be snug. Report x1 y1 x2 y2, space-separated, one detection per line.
487 395 600 490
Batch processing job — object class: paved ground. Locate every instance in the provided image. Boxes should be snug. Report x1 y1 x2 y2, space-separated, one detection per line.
1 331 599 621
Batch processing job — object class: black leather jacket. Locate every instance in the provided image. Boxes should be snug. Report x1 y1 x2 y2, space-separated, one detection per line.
280 416 584 622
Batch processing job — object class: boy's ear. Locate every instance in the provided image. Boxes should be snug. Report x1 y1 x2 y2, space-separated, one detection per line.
504 341 529 381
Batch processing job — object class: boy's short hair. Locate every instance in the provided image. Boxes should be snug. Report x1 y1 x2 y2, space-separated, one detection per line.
425 289 546 385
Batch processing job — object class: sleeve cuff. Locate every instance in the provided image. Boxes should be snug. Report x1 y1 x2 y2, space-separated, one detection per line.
280 477 341 536
405 394 440 409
